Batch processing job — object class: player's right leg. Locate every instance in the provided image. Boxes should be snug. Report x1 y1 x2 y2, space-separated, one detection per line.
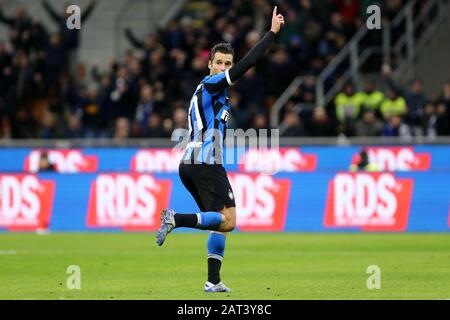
156 164 235 245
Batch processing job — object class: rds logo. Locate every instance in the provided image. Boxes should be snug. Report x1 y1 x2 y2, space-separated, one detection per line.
324 172 414 231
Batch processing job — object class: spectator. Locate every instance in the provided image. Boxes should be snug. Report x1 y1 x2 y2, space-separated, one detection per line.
10 51 36 105
125 28 162 53
162 118 174 138
109 65 140 120
38 151 56 172
336 0 361 27
173 107 188 130
38 109 62 139
360 79 384 117
252 113 271 136
405 78 430 130
77 83 109 138
308 106 335 136
280 110 305 137
29 18 49 52
44 33 67 87
349 149 380 172
171 106 188 141
437 81 450 111
64 113 82 138
235 67 265 115
0 4 32 52
134 84 155 134
421 102 437 139
383 115 412 138
355 109 384 136
380 88 406 120
435 81 450 135
383 65 430 132
435 102 449 136
0 40 12 117
41 0 98 74
143 112 164 138
334 82 364 136
113 117 130 139
279 9 302 50
265 47 296 99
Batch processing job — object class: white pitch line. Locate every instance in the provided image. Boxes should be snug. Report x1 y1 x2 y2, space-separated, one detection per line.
0 250 17 255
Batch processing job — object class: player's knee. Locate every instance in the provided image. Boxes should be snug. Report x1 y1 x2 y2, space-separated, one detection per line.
224 222 235 232
222 214 236 232
220 207 236 232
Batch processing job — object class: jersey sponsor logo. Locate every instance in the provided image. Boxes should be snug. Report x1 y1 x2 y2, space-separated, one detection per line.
24 149 98 173
86 174 172 231
228 173 290 231
220 110 229 122
239 147 317 173
324 172 413 231
351 147 431 171
186 142 203 148
131 148 185 173
0 174 55 231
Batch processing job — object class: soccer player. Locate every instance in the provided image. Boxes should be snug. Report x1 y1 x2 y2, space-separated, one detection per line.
156 6 285 293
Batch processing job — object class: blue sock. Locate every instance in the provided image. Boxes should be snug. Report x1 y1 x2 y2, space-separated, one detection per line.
207 232 226 284
196 212 223 230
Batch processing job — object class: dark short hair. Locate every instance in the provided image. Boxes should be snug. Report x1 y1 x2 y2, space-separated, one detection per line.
209 42 234 61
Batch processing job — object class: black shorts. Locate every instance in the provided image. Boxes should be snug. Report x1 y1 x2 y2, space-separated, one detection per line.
179 163 236 212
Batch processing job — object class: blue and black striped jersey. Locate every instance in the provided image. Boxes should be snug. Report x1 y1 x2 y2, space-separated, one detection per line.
182 69 233 165
181 31 277 165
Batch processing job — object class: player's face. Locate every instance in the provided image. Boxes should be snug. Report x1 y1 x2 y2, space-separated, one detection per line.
209 52 233 75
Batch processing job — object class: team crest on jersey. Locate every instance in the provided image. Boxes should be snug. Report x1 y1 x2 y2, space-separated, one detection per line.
228 189 234 200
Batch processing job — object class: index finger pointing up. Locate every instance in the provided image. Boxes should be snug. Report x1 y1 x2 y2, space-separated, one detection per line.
273 6 277 17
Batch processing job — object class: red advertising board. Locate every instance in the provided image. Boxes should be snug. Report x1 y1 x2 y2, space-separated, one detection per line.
324 172 414 231
24 149 98 173
86 174 172 231
239 148 317 173
229 173 291 231
351 147 431 171
0 174 55 231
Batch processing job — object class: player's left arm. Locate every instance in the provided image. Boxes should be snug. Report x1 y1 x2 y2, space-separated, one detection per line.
204 6 284 94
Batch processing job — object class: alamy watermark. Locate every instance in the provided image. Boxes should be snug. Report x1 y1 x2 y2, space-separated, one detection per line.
66 5 81 30
171 128 280 174
66 265 81 290
366 265 381 289
366 5 381 30
66 4 382 31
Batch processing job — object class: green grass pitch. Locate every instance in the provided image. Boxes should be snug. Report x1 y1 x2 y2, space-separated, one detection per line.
0 233 449 300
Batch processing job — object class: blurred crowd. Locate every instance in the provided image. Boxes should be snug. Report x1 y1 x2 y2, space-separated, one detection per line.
316 71 449 139
0 0 448 140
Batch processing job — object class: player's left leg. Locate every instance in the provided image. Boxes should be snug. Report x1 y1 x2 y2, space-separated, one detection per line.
204 205 234 292
205 230 231 292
